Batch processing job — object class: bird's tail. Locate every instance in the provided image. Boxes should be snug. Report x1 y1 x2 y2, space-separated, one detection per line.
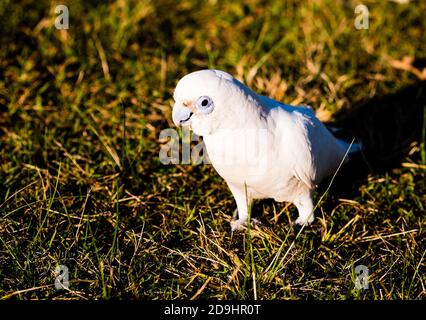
340 139 363 155
328 126 363 158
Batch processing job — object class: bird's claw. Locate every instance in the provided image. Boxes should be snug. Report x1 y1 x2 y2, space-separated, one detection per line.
250 218 263 227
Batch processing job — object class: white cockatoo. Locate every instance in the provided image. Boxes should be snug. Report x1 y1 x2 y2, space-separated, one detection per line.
172 69 358 231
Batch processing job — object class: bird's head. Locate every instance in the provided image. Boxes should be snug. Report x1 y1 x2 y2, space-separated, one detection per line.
172 69 245 136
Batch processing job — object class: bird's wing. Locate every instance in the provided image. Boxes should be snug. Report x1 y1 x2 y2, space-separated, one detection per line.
256 95 317 188
290 109 350 186
263 99 347 189
281 110 317 188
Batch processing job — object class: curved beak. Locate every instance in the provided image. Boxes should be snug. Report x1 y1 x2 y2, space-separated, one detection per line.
172 103 193 127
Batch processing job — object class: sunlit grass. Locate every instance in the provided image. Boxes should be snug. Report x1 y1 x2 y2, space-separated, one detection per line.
0 0 425 299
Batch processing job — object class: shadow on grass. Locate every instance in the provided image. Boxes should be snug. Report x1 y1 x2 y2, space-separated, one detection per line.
326 79 426 195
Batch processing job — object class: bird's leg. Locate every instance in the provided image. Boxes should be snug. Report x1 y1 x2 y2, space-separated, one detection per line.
293 191 315 226
232 208 239 220
228 183 254 232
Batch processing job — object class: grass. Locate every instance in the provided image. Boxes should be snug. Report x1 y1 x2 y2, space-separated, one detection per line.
0 0 425 299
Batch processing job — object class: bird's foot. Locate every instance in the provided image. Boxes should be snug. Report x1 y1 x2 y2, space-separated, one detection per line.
230 217 263 233
292 215 314 229
230 219 246 232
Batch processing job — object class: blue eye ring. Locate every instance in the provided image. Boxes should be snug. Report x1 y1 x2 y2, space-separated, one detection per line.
196 96 214 114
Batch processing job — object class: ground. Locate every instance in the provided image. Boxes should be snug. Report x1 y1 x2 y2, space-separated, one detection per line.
0 0 425 299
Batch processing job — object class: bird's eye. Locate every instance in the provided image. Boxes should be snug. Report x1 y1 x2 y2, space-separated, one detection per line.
196 96 214 114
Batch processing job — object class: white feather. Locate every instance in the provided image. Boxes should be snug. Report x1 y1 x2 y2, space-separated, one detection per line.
172 69 352 230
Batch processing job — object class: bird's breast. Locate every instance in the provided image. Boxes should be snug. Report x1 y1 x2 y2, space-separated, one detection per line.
203 130 298 200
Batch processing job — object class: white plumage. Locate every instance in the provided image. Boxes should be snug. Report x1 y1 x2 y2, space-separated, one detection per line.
172 69 356 231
